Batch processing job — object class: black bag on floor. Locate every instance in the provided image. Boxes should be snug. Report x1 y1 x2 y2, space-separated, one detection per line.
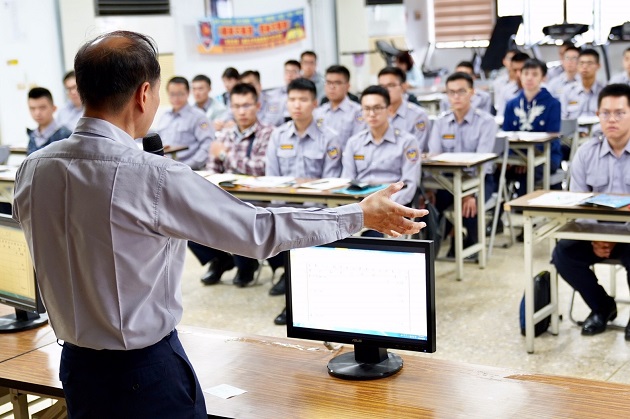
519 270 551 337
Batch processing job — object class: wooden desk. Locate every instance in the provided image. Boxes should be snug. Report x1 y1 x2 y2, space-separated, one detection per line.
0 306 55 363
0 166 17 204
506 190 630 353
422 154 497 280
9 146 27 155
3 325 630 418
505 132 560 194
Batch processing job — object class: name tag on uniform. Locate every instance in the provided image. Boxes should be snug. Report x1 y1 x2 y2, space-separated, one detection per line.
568 100 578 105
442 134 455 140
280 144 294 150
354 154 365 161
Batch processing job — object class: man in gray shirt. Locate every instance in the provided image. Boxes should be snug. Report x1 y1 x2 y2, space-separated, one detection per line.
12 31 427 418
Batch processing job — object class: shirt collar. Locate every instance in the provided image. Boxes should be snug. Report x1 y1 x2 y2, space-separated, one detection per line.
394 100 409 118
170 103 192 116
200 98 212 112
290 119 320 140
35 120 60 139
234 121 260 142
74 117 137 149
600 136 630 158
362 124 397 145
446 107 475 125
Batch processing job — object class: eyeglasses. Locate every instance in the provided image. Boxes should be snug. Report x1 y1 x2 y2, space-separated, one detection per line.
446 89 470 97
379 83 401 90
578 60 598 67
325 80 346 87
599 110 627 121
563 56 579 62
361 105 387 114
230 103 256 111
168 92 188 98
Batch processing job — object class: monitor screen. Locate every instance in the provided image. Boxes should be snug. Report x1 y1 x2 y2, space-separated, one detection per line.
0 214 47 332
286 237 435 380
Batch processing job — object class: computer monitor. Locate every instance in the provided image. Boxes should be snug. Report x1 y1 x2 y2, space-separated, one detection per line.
286 237 436 380
0 214 47 332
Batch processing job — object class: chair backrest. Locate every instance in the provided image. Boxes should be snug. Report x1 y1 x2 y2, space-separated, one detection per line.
0 146 10 165
560 119 578 138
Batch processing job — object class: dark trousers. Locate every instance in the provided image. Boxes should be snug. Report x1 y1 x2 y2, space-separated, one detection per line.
552 240 630 314
435 175 494 245
60 330 206 419
187 241 284 272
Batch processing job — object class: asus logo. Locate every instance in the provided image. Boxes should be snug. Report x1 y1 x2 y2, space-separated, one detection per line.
352 339 362 343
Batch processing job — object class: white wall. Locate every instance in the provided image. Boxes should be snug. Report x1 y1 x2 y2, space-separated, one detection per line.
336 0 371 92
0 0 65 146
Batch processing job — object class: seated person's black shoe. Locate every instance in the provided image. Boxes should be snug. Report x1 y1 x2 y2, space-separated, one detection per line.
269 273 286 296
581 308 617 336
201 257 235 285
274 308 287 325
485 219 503 236
625 319 630 342
233 265 258 287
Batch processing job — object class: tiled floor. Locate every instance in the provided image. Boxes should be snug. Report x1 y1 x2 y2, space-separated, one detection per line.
179 223 630 384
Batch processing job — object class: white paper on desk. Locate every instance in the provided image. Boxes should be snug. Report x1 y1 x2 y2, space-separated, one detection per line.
204 384 247 399
234 176 295 188
509 131 554 141
299 178 350 190
430 153 496 164
527 192 593 207
578 115 600 126
199 172 247 185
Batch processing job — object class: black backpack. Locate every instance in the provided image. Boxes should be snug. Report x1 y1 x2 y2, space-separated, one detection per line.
519 271 551 337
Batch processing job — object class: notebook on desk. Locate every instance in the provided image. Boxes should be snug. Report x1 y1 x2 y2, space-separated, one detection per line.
580 194 630 209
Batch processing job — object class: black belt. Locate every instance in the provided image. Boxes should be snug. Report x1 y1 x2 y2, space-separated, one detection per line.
61 330 175 351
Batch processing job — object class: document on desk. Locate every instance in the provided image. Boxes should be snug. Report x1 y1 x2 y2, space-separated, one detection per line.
504 131 554 141
197 172 248 185
580 194 630 208
233 176 295 188
204 384 247 399
299 178 351 190
527 192 593 207
578 115 600 126
430 152 497 164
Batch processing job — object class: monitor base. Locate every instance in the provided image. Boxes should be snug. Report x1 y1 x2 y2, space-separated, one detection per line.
328 351 403 380
0 310 48 333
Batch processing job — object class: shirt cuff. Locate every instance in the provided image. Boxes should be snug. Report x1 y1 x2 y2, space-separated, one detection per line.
335 203 364 236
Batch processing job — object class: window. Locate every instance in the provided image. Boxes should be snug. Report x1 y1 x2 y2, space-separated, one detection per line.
434 0 495 47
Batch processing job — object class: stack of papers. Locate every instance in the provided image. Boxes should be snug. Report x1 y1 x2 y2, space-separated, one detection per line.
299 178 351 190
527 192 593 207
581 194 630 209
233 176 295 188
198 172 247 186
429 153 497 164
507 132 554 141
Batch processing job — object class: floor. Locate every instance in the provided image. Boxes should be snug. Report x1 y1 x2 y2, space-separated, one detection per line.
179 218 630 385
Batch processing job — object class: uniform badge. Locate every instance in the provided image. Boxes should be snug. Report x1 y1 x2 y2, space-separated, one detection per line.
356 114 364 122
405 148 419 162
200 122 209 130
317 118 324 128
394 129 400 136
327 146 340 159
415 121 426 131
280 144 294 150
268 104 279 113
442 134 455 140
354 154 365 161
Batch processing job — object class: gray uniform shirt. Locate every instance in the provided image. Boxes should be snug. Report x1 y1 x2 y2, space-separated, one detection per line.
195 97 227 122
56 101 83 131
342 125 420 205
570 136 630 194
266 118 342 178
390 99 430 152
609 72 630 85
561 81 605 120
12 117 363 350
155 103 214 170
496 81 520 117
314 96 365 150
546 73 580 99
428 108 497 175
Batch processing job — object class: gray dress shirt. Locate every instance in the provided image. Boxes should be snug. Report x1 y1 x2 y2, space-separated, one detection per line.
390 99 430 152
265 119 342 178
560 81 605 120
609 72 630 85
313 96 365 150
546 73 580 99
570 136 630 194
12 117 362 350
155 103 214 170
342 125 420 205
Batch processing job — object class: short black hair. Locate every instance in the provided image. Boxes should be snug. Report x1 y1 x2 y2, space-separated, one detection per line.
28 87 54 103
579 48 600 63
240 70 261 84
522 58 548 77
564 46 581 56
625 46 630 54
378 66 406 84
455 61 474 72
446 72 474 89
63 70 76 83
167 76 190 92
360 85 390 107
287 78 317 99
192 74 211 86
395 51 414 69
300 51 317 60
598 83 630 108
325 65 350 82
74 30 160 113
229 82 258 102
285 60 301 70
511 52 530 63
222 67 240 79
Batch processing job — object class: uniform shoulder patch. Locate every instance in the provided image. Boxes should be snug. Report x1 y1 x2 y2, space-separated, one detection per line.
415 121 426 131
327 146 340 159
405 147 419 162
317 118 324 128
200 122 209 130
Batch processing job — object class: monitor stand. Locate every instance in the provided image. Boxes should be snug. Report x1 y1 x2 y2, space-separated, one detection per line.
0 309 48 333
327 345 403 380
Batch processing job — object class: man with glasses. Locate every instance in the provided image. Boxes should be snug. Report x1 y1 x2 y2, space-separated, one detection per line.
56 70 84 131
547 46 581 100
314 65 365 149
561 49 605 121
189 83 275 287
377 67 430 151
546 41 575 82
608 47 630 85
428 72 497 256
552 83 630 339
439 61 492 114
155 76 214 169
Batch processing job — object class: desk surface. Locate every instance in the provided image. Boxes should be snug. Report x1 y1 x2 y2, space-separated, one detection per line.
505 190 630 216
3 325 630 418
0 306 55 364
422 153 497 169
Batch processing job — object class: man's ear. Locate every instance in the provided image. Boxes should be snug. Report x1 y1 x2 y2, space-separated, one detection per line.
137 82 151 112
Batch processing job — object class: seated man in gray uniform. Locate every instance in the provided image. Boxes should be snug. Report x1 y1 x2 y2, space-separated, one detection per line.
608 47 630 85
155 76 214 169
561 49 605 121
552 83 630 339
439 61 492 114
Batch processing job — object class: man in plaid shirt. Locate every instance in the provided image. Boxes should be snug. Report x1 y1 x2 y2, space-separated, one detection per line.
189 82 275 286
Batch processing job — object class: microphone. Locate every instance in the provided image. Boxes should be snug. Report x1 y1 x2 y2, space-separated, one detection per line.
142 133 164 156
